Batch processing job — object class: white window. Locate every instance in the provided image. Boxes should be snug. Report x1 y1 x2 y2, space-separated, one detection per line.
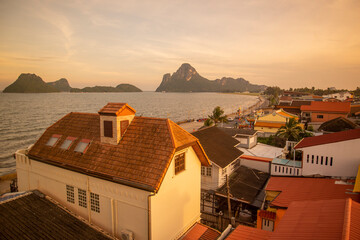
90 192 100 213
201 166 205 175
201 166 212 176
78 189 87 208
206 166 212 176
74 139 91 153
60 137 76 150
66 185 74 203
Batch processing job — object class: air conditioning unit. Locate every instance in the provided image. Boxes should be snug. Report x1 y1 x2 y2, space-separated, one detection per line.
120 229 134 240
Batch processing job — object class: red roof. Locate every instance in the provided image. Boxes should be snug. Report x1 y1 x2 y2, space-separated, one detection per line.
266 177 360 208
226 225 272 240
240 155 273 163
294 128 360 149
300 101 350 113
269 199 360 240
258 210 276 220
28 104 210 193
180 222 220 240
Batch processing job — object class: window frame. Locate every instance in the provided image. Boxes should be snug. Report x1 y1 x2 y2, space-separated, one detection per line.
74 139 91 153
174 153 185 175
90 192 100 213
78 189 87 208
103 120 113 138
66 185 75 204
46 134 62 147
60 136 77 150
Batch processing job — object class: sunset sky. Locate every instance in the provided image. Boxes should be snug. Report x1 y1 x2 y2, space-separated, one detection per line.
1 0 359 91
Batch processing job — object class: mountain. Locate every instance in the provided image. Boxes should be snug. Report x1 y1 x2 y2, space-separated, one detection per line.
3 73 59 93
71 84 142 92
156 63 266 92
47 78 71 92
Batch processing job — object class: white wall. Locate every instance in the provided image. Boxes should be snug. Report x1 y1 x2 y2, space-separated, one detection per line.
201 164 220 190
150 146 201 240
300 138 360 178
271 164 302 176
16 150 150 240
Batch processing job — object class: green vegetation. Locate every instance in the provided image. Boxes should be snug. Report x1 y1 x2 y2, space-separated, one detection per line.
258 136 286 148
275 118 303 141
264 86 282 106
205 106 228 126
47 78 71 91
71 84 142 92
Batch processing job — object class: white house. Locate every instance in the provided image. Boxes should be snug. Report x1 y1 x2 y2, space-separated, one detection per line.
323 92 352 101
191 126 243 191
16 103 210 240
294 128 360 178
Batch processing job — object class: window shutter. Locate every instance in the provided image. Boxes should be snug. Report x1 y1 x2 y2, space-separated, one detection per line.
120 120 129 136
104 121 113 137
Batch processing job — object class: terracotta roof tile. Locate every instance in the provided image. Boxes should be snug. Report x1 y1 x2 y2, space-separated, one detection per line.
269 199 360 240
255 122 285 128
28 107 209 192
295 128 360 149
300 101 351 113
98 102 135 116
259 210 276 220
226 225 272 240
266 177 360 208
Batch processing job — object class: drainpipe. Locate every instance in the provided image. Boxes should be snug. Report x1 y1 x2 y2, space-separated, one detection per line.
217 224 233 240
147 192 155 240
87 176 91 223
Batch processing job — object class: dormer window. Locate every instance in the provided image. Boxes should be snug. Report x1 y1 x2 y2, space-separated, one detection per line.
74 139 91 153
175 153 185 175
46 134 61 147
104 121 113 138
60 137 77 150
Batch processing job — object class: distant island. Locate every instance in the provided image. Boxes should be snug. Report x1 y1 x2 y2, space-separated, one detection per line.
156 63 266 92
3 73 142 93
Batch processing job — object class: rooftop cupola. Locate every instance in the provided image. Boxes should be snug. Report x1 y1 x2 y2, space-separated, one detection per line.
98 103 136 145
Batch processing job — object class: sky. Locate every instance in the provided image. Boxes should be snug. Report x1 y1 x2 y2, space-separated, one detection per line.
0 0 359 91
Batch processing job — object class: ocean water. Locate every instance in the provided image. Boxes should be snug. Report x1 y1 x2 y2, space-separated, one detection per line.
0 92 258 176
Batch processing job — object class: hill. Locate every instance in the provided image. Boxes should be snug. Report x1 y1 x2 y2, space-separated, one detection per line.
156 63 266 92
70 84 142 92
47 78 72 92
3 74 59 93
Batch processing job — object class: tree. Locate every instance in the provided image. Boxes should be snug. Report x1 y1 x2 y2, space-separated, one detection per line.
204 118 214 126
208 106 228 125
276 118 303 141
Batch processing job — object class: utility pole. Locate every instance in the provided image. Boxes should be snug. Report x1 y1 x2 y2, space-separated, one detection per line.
226 175 234 226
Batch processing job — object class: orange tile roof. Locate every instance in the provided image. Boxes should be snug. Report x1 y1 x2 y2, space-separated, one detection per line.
240 155 273 163
255 122 285 128
180 222 220 240
258 210 276 220
294 128 360 149
98 102 136 116
276 109 298 119
269 199 360 240
226 225 272 240
300 101 351 113
28 107 210 193
266 177 360 208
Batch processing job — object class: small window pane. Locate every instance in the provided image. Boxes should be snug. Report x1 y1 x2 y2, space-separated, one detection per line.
78 189 87 208
66 185 74 204
90 192 100 213
201 166 205 176
206 167 212 176
104 121 113 138
46 135 61 146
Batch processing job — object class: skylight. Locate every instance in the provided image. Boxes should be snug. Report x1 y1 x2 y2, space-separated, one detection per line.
60 137 77 150
46 134 62 147
74 139 91 153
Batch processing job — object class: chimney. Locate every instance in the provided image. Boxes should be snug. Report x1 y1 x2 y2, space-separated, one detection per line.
98 103 136 145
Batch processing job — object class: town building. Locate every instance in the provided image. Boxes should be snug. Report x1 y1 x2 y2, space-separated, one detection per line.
318 116 359 133
294 128 360 178
218 128 258 149
257 177 360 232
15 103 210 240
254 109 301 137
323 91 352 101
300 101 351 125
191 126 243 191
275 100 311 116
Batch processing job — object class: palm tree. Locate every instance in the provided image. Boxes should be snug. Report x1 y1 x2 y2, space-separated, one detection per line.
208 106 228 125
204 118 214 126
276 118 303 141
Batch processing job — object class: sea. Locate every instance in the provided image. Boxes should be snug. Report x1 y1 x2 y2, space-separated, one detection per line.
0 92 259 176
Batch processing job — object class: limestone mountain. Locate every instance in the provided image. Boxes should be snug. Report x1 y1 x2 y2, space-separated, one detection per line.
47 78 72 92
3 73 59 93
156 63 266 92
70 84 142 92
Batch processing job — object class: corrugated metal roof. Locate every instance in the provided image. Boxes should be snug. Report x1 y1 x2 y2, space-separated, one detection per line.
294 128 360 149
226 225 272 240
266 177 360 208
269 199 360 240
180 222 220 240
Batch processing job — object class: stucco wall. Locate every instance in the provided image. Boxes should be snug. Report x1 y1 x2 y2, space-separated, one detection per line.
310 112 347 122
240 158 270 173
150 146 202 240
201 163 220 190
300 138 360 177
16 150 149 240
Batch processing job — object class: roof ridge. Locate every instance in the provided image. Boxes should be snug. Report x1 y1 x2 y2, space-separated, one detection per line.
342 198 351 240
166 119 176 148
135 116 168 121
